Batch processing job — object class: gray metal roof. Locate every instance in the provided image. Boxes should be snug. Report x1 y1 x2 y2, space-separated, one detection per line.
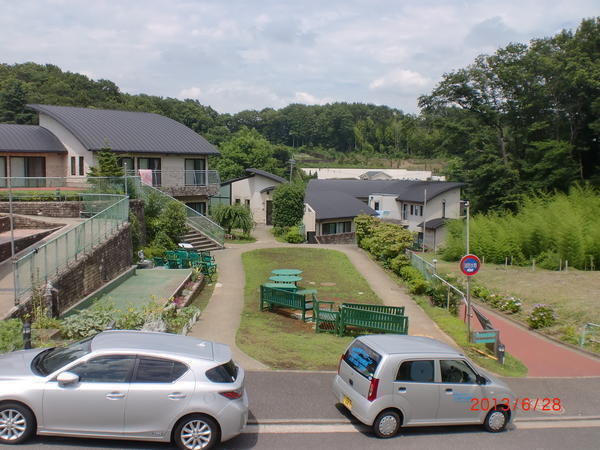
305 188 376 220
417 217 448 230
246 168 287 184
27 104 220 155
0 124 66 153
306 179 465 203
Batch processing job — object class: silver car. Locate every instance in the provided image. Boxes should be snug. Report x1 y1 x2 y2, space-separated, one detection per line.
333 335 516 438
0 330 248 449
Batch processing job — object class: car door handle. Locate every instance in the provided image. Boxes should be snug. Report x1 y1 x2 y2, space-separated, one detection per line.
445 388 453 394
168 392 187 400
106 392 125 400
398 387 407 393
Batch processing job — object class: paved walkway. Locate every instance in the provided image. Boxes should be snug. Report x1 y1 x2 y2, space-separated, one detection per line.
188 225 456 370
461 302 600 377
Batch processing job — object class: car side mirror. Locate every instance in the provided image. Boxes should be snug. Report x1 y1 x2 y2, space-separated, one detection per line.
57 371 80 386
476 375 487 385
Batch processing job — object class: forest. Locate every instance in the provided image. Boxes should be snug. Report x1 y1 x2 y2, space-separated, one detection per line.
0 17 598 213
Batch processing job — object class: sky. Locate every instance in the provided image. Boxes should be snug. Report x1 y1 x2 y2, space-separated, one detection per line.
0 0 597 114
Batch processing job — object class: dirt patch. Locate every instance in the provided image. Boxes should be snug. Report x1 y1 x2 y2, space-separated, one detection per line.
320 282 336 286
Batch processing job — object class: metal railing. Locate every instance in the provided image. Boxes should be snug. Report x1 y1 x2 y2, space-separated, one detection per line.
580 323 600 348
135 182 224 248
0 176 131 194
13 194 129 300
130 170 220 188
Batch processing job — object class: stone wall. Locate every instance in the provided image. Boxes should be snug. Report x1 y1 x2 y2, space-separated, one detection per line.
10 224 132 318
0 216 10 233
128 199 146 246
316 232 356 245
0 201 82 218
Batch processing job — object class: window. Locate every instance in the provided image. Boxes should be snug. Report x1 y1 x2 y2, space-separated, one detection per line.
343 341 381 379
133 357 188 383
186 202 206 215
442 200 446 218
32 337 93 376
440 360 477 384
419 205 423 216
234 198 241 205
245 199 250 208
396 360 434 383
0 157 6 187
410 205 414 215
138 157 161 185
374 201 380 210
402 204 407 220
71 156 76 176
70 355 136 383
78 156 84 176
206 360 239 383
322 221 351 235
118 157 134 172
185 159 206 185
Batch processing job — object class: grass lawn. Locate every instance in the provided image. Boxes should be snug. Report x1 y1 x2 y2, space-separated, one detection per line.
420 253 600 351
237 248 382 370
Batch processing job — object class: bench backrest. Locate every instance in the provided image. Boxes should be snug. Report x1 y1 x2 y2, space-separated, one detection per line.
261 285 309 309
341 303 405 316
340 305 408 334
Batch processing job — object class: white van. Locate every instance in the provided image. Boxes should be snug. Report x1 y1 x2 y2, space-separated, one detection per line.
332 335 516 438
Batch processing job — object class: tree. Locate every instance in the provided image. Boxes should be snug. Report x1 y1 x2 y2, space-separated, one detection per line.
87 142 124 177
272 182 304 227
211 204 254 236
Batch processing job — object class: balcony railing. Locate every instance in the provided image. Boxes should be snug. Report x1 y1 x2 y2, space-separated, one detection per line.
131 170 220 188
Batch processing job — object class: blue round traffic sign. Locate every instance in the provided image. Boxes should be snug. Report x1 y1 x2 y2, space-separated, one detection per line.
460 254 481 276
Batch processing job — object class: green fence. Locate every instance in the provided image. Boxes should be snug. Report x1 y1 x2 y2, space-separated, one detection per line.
13 194 129 299
408 250 436 281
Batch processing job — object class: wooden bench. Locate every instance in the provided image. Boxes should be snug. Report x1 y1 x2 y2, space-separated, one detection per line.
314 300 340 333
341 303 405 316
262 282 297 291
339 305 409 336
260 285 314 321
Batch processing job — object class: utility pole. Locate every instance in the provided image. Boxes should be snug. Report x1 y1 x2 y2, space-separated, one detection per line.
288 158 296 182
422 188 427 253
7 164 18 306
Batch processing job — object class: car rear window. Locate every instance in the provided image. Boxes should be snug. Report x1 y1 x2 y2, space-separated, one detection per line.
205 360 238 383
343 340 382 379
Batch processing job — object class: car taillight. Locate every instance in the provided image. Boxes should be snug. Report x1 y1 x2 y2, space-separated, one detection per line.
367 378 379 402
219 389 243 400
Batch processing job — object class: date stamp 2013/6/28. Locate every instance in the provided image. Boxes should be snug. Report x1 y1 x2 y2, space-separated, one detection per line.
470 397 562 412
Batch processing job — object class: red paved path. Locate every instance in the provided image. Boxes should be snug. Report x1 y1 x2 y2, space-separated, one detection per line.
460 303 600 377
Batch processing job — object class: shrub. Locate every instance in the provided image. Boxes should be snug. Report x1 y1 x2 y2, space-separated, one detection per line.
500 297 522 314
272 225 290 237
115 307 145 330
212 204 254 236
0 319 23 353
472 284 491 301
61 303 115 339
408 279 430 295
141 245 167 259
399 266 423 282
284 226 304 243
389 254 410 275
527 304 556 329
272 182 304 227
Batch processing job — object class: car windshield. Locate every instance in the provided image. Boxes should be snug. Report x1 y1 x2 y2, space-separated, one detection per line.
32 336 93 376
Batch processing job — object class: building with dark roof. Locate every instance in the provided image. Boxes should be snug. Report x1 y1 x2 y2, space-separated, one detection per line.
303 178 465 248
0 104 221 213
210 168 288 224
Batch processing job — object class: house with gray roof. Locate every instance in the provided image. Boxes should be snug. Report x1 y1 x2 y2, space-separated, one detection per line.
0 104 221 214
303 179 465 248
212 168 287 224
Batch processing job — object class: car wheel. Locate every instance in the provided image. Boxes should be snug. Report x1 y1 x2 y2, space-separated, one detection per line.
174 414 219 450
484 408 508 432
0 403 36 445
373 410 401 438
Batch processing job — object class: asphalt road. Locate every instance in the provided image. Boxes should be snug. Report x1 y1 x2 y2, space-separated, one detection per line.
16 371 600 450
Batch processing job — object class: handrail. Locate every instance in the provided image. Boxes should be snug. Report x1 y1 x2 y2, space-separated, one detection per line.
13 194 129 301
136 182 224 247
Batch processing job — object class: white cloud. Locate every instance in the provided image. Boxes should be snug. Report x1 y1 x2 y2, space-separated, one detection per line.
292 92 333 105
369 69 431 92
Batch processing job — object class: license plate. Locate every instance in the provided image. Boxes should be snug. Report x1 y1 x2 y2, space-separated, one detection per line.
342 395 352 410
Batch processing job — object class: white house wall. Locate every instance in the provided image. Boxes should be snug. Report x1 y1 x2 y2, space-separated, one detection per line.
39 114 91 176
231 175 282 224
369 194 401 220
303 204 316 232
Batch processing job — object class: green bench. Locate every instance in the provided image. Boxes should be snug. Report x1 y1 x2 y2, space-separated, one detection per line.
314 300 340 333
262 282 297 291
339 305 408 336
260 285 314 321
341 303 405 316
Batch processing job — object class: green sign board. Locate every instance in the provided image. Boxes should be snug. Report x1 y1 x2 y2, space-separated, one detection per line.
471 330 499 344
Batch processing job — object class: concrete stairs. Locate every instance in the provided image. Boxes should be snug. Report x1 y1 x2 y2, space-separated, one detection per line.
182 228 222 252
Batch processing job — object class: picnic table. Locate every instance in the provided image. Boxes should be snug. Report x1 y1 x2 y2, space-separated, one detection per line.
269 275 303 283
271 269 303 276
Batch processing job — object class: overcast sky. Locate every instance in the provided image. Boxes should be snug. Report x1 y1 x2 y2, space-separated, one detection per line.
1 0 597 114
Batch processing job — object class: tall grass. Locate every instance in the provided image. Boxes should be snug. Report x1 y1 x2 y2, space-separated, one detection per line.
443 186 600 270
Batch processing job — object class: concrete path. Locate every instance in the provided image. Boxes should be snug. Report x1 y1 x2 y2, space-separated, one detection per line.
188 224 456 370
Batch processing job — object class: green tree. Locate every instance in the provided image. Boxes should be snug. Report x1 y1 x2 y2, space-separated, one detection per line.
211 204 254 236
272 182 304 227
87 142 124 177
